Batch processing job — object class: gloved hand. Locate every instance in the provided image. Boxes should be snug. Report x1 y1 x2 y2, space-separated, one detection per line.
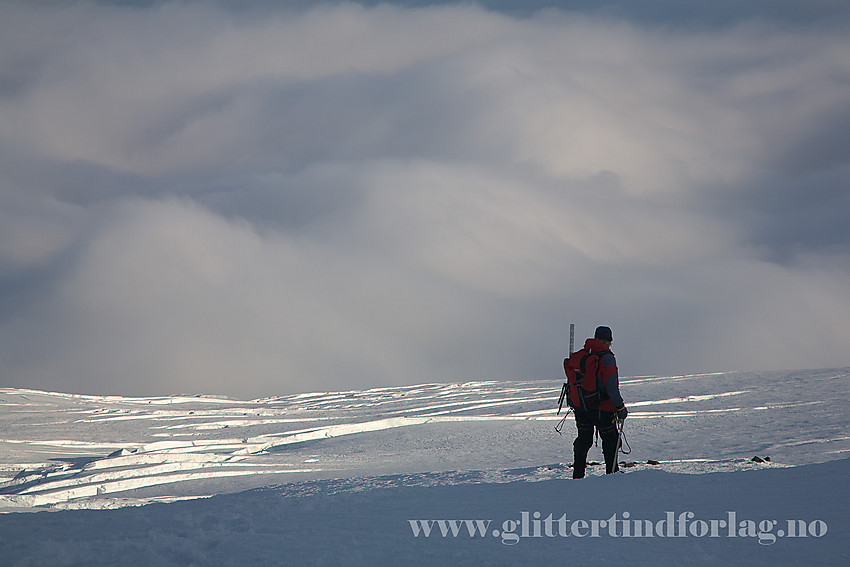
616 406 628 420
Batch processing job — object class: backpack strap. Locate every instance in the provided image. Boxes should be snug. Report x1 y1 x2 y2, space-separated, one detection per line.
578 351 594 377
591 350 612 401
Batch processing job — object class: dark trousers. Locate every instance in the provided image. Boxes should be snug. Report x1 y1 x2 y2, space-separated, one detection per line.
572 408 619 478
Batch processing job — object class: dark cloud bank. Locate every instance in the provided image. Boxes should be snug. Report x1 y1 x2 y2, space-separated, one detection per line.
1 1 849 397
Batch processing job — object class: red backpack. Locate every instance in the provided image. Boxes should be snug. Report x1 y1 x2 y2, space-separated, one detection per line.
563 348 609 411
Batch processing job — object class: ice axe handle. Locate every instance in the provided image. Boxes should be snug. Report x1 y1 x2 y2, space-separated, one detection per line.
557 382 568 414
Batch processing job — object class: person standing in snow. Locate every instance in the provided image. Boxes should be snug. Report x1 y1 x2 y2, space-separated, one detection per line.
571 325 628 478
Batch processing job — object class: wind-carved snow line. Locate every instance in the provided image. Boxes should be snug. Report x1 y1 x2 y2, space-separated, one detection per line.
769 434 850 449
152 418 335 431
628 391 749 407
506 391 748 417
237 414 568 454
627 402 816 418
400 396 549 416
1 445 325 507
0 439 128 450
619 373 728 385
17 460 300 496
0 388 251 406
2 467 317 507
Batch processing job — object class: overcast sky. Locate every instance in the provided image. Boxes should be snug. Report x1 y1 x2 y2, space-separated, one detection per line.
1 1 849 397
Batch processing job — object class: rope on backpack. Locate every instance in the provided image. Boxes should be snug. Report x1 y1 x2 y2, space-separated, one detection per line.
616 418 632 455
554 407 572 435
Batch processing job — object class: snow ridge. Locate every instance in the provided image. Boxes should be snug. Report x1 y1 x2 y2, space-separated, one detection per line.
1 368 848 511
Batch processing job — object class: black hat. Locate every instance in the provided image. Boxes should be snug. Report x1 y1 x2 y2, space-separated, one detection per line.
594 326 613 342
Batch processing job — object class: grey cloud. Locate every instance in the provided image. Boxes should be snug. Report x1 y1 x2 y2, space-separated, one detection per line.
1 1 849 397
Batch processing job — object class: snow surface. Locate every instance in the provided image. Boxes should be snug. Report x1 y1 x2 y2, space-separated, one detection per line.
1 368 848 565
